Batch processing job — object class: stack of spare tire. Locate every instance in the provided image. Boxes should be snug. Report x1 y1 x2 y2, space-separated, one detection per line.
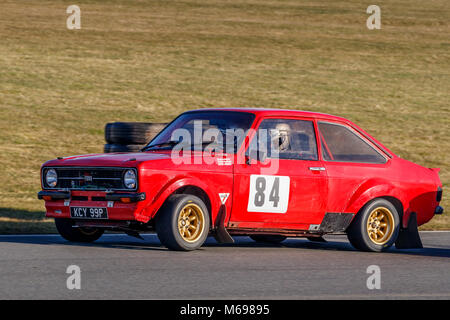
104 122 167 153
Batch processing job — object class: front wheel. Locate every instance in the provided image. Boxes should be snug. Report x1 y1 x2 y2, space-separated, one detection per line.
156 194 210 251
346 199 400 252
54 218 104 242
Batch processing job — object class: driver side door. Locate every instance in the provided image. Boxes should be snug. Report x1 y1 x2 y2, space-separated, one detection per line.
229 117 328 230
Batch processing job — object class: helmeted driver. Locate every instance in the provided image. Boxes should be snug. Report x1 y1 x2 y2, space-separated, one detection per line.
270 123 291 152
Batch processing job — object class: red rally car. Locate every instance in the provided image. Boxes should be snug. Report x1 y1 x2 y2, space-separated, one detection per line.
38 108 444 252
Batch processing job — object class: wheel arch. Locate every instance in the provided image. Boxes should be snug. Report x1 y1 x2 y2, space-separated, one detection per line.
350 195 404 225
345 180 408 227
172 185 212 223
146 178 217 226
380 196 404 222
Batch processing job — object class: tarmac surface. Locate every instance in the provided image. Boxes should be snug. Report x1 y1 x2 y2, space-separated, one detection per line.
0 232 449 299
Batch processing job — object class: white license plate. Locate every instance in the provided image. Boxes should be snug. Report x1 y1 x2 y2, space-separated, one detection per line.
70 207 108 219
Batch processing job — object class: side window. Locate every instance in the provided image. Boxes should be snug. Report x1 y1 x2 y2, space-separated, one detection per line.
318 122 386 164
254 119 318 161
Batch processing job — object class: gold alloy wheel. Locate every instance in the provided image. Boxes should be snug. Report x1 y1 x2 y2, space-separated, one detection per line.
367 207 395 245
178 203 204 243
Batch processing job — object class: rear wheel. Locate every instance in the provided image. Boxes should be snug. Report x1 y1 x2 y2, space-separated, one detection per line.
156 194 210 251
250 235 287 244
346 199 400 252
54 218 104 242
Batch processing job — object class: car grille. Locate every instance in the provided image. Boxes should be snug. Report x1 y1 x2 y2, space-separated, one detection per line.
43 167 136 191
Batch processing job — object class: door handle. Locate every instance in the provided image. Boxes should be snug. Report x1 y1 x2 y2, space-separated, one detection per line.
309 167 326 171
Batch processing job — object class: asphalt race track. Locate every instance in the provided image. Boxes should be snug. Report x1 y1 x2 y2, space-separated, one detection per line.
0 232 449 299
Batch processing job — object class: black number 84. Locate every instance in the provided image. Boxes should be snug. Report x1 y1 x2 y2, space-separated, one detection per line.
254 177 280 207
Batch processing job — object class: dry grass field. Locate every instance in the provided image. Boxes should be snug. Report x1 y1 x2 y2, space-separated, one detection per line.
0 0 448 233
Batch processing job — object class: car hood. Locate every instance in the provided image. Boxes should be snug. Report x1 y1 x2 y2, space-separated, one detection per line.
43 152 172 168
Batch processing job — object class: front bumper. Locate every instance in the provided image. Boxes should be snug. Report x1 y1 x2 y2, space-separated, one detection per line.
38 190 147 221
38 190 145 202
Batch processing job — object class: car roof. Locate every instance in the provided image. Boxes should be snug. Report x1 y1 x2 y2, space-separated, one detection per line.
185 108 351 123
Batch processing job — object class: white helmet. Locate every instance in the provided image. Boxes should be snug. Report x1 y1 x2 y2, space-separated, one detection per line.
270 123 291 152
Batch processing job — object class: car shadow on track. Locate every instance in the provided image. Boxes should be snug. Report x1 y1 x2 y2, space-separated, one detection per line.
0 234 449 258
206 236 450 258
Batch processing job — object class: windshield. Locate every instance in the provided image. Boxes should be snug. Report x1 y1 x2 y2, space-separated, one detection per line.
142 111 255 153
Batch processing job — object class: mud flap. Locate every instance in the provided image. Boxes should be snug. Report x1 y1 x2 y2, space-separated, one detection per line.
214 205 234 244
395 212 423 249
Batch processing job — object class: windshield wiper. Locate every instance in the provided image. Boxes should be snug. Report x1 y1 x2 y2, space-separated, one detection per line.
141 141 180 151
142 139 238 152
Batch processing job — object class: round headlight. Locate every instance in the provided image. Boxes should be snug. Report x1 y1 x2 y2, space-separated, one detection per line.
45 169 58 188
124 170 137 189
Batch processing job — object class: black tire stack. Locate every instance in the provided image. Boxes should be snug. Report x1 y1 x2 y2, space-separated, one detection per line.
104 122 167 153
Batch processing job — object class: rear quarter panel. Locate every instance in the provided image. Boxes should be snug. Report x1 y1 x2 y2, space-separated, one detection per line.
340 157 440 227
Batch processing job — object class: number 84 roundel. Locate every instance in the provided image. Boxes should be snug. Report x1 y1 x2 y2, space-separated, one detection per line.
247 175 290 213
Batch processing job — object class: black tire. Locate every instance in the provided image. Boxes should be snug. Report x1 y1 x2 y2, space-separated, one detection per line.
105 122 167 145
346 199 400 252
104 143 145 153
104 122 113 143
54 218 104 242
250 235 287 244
156 194 210 251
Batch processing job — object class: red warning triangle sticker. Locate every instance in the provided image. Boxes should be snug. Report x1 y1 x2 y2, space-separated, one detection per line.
219 193 230 205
